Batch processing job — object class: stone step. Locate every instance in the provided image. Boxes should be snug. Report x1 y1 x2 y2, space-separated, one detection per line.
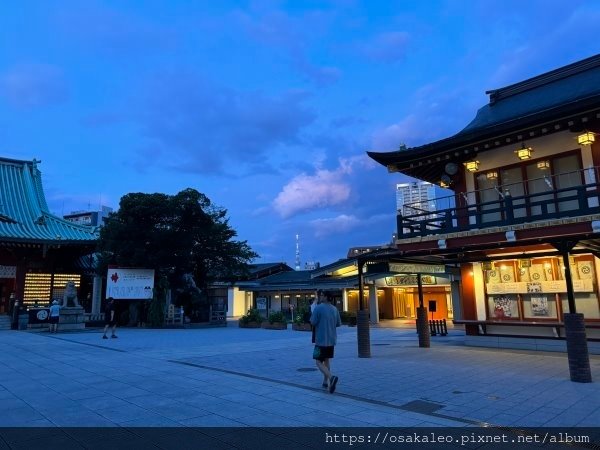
0 316 11 330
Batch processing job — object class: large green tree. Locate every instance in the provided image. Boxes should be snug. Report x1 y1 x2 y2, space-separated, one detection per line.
97 188 258 323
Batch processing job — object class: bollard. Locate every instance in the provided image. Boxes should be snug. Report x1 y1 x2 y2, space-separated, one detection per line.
416 307 430 348
564 313 592 383
356 310 371 358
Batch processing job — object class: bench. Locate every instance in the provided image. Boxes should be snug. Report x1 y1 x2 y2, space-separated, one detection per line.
453 319 600 339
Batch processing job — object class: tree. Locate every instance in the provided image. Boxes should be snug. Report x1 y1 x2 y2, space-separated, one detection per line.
97 188 258 322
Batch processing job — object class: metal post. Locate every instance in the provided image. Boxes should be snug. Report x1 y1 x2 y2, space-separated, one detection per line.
356 260 371 358
562 252 577 314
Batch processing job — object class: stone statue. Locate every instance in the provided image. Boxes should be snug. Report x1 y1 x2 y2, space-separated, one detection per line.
62 281 81 308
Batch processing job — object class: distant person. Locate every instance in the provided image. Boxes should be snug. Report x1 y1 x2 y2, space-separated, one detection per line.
310 291 341 393
48 300 61 333
102 297 117 339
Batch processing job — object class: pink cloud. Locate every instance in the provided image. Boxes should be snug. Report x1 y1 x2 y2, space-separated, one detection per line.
272 170 350 219
272 155 374 218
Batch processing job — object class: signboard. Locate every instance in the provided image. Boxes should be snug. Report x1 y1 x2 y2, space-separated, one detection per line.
485 279 593 294
28 308 49 324
385 275 436 286
106 268 154 300
256 297 267 310
388 263 445 274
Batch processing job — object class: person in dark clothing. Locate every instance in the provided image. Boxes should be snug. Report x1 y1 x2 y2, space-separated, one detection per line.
102 297 117 339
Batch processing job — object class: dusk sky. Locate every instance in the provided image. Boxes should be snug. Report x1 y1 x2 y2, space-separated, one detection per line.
2 0 600 267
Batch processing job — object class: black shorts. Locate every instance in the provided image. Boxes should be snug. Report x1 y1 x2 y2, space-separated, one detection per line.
105 319 116 326
313 345 334 362
49 316 59 324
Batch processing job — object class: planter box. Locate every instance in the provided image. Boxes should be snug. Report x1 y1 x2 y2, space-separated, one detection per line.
261 322 288 330
292 323 312 331
239 321 262 328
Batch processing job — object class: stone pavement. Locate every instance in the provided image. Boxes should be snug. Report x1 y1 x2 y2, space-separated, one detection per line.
0 323 599 443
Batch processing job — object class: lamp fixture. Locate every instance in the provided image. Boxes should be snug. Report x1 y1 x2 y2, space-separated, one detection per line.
440 174 451 188
537 160 550 170
578 131 595 146
518 259 531 269
486 171 498 180
515 143 533 160
464 160 480 172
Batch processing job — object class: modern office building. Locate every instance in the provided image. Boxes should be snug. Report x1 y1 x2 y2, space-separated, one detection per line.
63 206 113 227
396 181 436 216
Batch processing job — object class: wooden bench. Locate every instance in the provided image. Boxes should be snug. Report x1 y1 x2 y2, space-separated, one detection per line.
453 319 600 339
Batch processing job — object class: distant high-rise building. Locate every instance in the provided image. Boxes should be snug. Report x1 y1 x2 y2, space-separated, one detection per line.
63 205 113 227
395 182 436 217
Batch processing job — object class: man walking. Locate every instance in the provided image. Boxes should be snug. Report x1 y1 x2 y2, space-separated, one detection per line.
102 297 118 339
310 291 341 393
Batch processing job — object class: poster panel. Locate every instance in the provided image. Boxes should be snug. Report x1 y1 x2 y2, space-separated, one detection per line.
106 268 155 300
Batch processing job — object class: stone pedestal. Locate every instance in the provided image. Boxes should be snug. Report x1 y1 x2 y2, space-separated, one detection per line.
59 307 85 331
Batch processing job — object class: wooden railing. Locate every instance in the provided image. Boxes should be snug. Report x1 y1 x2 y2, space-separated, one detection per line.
397 170 600 239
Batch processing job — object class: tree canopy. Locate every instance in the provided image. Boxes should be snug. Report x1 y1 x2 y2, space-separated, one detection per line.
97 188 258 289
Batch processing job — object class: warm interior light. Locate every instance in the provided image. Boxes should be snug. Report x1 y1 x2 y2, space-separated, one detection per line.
578 132 595 146
518 259 531 268
464 160 479 172
515 143 533 160
486 171 498 180
537 160 550 170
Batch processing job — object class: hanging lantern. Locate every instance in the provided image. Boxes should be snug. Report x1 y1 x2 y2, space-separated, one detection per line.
537 160 550 170
578 132 595 146
464 160 480 172
515 143 533 160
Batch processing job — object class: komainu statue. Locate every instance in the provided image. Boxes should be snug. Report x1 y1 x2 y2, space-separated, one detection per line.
62 281 81 307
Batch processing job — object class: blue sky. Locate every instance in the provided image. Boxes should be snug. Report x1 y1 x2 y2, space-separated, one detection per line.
2 0 600 267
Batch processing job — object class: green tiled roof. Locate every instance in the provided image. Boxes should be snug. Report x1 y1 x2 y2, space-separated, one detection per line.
0 157 99 244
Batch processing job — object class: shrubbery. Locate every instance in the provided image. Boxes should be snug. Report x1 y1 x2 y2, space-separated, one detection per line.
239 308 263 324
268 310 286 324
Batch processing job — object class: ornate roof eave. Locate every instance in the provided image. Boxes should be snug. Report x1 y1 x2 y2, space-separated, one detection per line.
0 237 97 247
368 98 600 185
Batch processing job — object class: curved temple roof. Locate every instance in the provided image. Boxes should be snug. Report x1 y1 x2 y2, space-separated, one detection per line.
0 157 99 244
368 53 600 182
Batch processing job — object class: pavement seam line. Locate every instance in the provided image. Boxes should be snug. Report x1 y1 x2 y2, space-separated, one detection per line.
168 359 480 426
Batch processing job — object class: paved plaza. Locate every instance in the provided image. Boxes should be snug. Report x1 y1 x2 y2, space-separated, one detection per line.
0 323 599 447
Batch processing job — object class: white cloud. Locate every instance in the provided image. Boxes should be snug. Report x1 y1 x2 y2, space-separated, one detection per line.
271 154 373 218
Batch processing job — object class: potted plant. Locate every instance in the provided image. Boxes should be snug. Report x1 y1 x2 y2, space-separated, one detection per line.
238 308 263 328
262 311 288 330
292 306 312 331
